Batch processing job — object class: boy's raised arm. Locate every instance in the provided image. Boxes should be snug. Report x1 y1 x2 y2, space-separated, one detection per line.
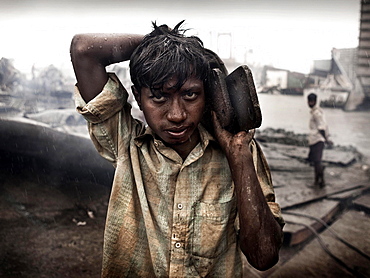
70 33 144 102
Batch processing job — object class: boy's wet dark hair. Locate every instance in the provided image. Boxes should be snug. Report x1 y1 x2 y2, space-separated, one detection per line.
129 21 224 94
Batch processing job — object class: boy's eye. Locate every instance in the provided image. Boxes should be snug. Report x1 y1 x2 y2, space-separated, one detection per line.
150 92 167 103
183 92 198 100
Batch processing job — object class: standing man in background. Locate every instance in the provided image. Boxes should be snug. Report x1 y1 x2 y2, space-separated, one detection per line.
307 93 333 188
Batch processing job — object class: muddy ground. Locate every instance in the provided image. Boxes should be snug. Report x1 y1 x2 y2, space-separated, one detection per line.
0 152 111 278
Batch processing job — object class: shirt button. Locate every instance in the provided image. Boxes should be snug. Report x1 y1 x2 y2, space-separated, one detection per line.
177 203 183 210
175 242 182 248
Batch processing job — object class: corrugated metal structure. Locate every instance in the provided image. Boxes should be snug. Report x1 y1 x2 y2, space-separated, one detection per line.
357 0 370 101
310 1 370 110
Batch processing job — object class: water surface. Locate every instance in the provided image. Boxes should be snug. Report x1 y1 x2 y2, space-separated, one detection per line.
258 94 370 159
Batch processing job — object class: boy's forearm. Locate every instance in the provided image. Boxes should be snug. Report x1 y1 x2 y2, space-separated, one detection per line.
226 144 283 270
70 33 144 102
71 33 144 66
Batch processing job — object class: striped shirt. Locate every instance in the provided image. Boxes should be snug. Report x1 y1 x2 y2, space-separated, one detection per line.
75 73 283 277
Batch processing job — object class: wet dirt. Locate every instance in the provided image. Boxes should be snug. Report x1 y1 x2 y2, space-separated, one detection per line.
0 152 111 278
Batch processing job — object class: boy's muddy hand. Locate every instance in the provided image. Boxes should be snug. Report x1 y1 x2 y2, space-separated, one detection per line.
211 111 255 156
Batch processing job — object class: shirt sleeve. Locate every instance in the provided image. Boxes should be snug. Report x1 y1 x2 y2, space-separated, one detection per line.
74 73 142 166
250 139 285 228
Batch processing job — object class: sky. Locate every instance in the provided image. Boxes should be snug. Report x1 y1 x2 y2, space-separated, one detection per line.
0 0 361 77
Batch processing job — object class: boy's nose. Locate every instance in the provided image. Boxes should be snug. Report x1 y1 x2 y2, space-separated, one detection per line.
166 99 186 122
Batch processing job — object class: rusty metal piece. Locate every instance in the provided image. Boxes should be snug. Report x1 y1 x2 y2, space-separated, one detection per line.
204 65 262 134
209 68 235 129
225 65 262 132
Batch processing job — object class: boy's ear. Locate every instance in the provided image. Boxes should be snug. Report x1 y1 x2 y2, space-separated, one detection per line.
131 86 142 110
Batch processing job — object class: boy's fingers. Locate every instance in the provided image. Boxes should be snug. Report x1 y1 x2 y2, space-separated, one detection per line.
248 129 255 138
242 129 255 143
211 111 224 135
211 111 222 137
211 111 230 145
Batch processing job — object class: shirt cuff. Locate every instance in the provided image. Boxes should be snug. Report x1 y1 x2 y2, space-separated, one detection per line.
268 202 285 228
74 73 128 123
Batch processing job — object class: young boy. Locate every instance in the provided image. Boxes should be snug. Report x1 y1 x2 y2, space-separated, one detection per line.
70 22 284 277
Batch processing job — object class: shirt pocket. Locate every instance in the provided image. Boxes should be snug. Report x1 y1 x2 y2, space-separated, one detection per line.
190 196 237 259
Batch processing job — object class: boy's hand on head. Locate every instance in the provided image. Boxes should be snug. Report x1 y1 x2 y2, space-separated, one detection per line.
211 111 255 157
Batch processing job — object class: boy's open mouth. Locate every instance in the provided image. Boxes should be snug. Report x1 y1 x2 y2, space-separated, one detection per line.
166 127 188 137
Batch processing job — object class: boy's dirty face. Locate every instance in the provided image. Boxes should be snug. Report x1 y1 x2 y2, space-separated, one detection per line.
136 76 205 153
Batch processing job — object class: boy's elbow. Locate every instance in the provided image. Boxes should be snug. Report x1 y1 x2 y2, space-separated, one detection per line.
240 231 283 271
70 34 90 63
244 246 280 271
250 252 279 271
